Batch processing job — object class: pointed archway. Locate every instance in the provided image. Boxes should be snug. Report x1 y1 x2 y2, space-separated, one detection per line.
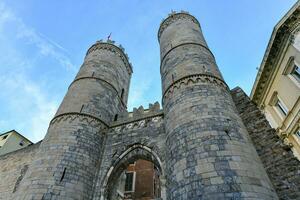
101 144 166 200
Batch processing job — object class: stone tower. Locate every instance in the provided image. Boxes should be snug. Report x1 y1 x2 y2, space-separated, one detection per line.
3 10 299 200
159 12 278 199
13 41 132 199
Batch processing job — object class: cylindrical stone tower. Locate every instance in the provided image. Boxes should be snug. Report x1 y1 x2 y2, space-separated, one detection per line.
159 12 278 199
14 41 132 200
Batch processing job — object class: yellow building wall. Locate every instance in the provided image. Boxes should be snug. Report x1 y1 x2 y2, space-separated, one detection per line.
0 132 32 156
262 43 300 159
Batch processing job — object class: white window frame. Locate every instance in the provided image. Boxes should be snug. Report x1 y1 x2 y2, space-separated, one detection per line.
276 98 288 116
269 92 289 119
296 129 300 140
124 171 136 193
283 56 300 88
291 64 300 81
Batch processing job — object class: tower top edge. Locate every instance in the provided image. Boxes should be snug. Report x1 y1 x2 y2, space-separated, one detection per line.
158 11 201 41
86 40 133 74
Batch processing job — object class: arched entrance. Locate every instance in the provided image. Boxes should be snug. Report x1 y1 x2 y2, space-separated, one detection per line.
101 144 166 200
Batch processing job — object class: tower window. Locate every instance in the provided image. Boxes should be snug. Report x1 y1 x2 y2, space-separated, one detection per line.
121 89 125 101
114 114 118 121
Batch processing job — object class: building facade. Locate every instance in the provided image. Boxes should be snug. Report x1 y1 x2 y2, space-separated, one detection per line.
0 9 300 200
111 159 161 200
0 130 33 156
251 1 300 160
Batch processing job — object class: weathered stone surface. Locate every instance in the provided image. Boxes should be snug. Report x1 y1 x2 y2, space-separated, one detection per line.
0 11 299 200
93 112 166 199
160 12 278 199
12 41 132 200
0 142 40 200
231 87 300 200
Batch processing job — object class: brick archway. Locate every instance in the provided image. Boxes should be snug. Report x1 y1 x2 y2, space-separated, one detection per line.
101 143 166 200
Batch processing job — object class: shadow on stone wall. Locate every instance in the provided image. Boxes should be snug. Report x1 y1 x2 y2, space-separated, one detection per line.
231 87 300 200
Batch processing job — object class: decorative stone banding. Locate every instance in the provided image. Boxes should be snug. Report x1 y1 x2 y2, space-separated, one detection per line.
163 73 229 100
158 12 201 41
50 112 109 129
86 42 133 75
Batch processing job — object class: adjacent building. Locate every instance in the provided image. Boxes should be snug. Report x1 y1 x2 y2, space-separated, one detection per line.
0 130 33 156
0 5 300 200
112 159 161 200
251 1 300 159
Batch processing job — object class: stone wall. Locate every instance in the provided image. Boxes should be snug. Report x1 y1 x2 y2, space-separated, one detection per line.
159 12 277 199
13 41 132 200
0 142 40 200
231 87 300 200
92 105 166 200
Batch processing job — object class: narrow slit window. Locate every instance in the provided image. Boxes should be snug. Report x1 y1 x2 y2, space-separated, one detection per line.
114 114 118 121
60 168 66 182
121 89 125 101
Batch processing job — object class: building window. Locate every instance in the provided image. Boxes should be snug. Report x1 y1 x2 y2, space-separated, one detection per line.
2 135 8 140
114 114 118 121
283 57 300 85
269 91 289 118
296 129 300 139
19 140 25 146
124 172 135 192
276 99 288 116
291 64 300 81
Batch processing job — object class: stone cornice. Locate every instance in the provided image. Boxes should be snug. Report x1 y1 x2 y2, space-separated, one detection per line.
50 112 109 129
163 73 229 102
68 76 127 109
86 42 133 75
158 12 200 41
251 2 300 104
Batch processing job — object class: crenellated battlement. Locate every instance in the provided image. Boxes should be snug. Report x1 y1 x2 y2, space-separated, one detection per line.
86 39 133 75
111 102 163 127
158 10 200 41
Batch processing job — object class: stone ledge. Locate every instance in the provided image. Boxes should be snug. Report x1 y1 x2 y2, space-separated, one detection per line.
86 41 133 75
111 102 163 127
158 11 200 41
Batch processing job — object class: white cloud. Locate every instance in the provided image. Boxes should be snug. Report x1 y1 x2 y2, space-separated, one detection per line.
0 74 59 142
0 1 72 142
0 1 75 71
128 78 152 110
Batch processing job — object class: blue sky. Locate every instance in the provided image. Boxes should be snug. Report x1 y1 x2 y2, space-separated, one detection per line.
0 0 297 142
